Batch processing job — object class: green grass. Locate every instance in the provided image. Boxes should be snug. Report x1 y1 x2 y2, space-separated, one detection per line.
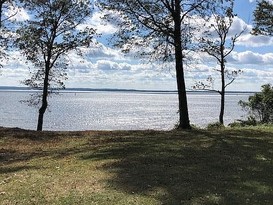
1 126 273 204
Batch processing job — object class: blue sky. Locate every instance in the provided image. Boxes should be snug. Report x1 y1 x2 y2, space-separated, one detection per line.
0 0 273 91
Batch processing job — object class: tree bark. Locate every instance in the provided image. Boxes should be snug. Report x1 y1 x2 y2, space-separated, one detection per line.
174 0 191 129
219 90 225 125
37 65 50 131
219 59 225 125
0 1 3 28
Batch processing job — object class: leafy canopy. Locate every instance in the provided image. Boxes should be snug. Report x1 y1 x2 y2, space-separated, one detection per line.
16 0 95 91
253 0 273 36
99 0 213 62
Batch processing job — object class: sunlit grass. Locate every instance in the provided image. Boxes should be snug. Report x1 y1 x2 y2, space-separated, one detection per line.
1 127 273 204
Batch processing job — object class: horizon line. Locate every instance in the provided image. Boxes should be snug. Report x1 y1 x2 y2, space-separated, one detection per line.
0 85 258 93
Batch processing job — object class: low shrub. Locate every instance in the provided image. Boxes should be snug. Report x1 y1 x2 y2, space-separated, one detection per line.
229 116 257 127
207 122 225 130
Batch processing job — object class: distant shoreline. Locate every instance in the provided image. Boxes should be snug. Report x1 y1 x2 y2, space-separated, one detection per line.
0 86 257 94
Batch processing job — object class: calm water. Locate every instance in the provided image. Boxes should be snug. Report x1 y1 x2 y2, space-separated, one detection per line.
0 91 250 131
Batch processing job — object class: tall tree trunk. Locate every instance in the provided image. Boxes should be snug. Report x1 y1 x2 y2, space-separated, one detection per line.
219 61 225 125
37 66 50 131
174 0 191 129
219 90 225 124
0 2 3 28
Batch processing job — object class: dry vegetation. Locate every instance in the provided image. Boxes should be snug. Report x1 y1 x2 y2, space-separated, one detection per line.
1 126 273 204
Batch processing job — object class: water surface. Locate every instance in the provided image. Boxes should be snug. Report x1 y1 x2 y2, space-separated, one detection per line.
0 91 250 131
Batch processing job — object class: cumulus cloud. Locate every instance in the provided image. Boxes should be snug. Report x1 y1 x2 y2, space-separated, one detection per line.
81 42 126 61
229 16 251 36
5 7 30 21
238 33 273 47
240 68 273 85
90 11 117 35
229 51 273 65
78 10 117 35
0 54 30 86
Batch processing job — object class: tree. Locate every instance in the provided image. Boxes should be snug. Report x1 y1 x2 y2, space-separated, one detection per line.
194 0 244 125
239 84 273 123
99 0 215 129
16 0 95 131
253 0 273 36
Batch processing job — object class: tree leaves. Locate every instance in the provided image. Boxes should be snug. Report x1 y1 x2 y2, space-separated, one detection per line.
253 0 273 36
239 84 273 123
16 0 95 92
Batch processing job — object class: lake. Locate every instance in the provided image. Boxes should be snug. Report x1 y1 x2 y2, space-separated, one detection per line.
0 91 251 131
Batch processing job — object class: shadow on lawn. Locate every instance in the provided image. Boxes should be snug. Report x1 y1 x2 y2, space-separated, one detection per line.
0 127 61 141
0 165 38 174
82 129 273 205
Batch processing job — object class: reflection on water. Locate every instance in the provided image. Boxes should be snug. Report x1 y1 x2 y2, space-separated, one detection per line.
0 91 250 131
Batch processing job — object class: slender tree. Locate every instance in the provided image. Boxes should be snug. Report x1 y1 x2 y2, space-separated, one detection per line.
194 0 244 124
99 0 214 129
239 84 273 123
16 0 95 131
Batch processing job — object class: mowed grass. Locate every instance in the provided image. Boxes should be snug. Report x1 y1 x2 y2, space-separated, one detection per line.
1 126 273 205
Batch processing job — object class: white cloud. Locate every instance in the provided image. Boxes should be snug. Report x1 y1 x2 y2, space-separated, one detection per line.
228 51 273 65
90 11 117 34
5 7 30 22
229 16 251 36
78 11 117 35
238 33 273 47
81 42 126 61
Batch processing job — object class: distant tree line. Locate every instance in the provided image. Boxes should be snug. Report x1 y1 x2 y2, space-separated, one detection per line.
0 0 272 131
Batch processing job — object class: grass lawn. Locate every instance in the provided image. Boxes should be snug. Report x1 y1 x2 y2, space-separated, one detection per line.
1 126 273 204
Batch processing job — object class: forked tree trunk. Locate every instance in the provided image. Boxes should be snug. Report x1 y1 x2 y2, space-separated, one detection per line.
174 0 191 129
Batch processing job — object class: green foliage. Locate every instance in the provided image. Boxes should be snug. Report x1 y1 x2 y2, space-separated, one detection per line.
207 122 225 130
253 0 273 36
239 84 273 124
229 116 257 127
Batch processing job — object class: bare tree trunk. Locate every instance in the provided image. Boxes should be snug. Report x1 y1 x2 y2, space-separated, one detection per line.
219 91 225 124
37 104 47 131
219 61 225 125
37 66 50 131
174 0 191 129
0 3 2 28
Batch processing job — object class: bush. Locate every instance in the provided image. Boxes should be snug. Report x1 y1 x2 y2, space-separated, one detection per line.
207 122 225 130
229 116 257 127
239 84 273 124
228 121 242 128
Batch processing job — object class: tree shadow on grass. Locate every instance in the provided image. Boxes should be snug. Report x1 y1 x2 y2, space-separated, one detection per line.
0 165 39 174
0 127 61 141
81 129 273 205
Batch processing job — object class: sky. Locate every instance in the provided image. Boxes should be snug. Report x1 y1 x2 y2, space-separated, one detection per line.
0 0 273 92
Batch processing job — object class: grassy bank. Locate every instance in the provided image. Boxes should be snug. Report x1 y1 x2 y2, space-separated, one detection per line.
1 126 273 204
